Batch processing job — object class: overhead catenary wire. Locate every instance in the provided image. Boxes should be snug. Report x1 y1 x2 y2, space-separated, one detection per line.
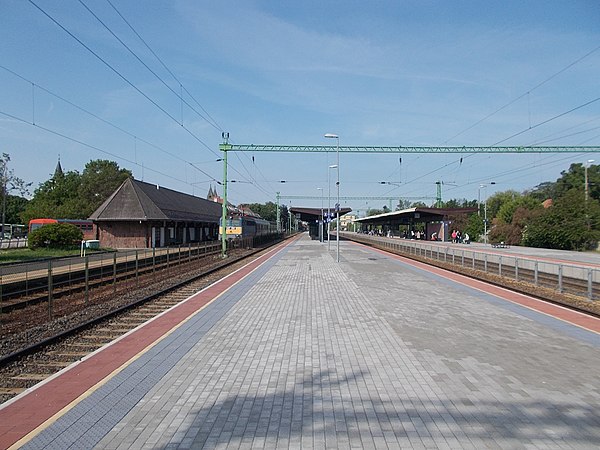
27 1 260 193
105 0 223 132
0 64 221 186
0 109 195 188
442 44 600 145
28 0 218 158
79 0 221 132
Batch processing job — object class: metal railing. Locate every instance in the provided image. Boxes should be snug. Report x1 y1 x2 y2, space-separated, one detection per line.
344 233 599 301
0 233 283 323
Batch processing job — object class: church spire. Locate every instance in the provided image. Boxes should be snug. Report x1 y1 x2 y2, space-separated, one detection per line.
54 155 64 178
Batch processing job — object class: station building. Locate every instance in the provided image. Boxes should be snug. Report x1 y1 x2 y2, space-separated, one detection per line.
89 178 222 248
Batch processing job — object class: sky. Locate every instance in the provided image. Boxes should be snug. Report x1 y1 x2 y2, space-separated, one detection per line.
1 0 599 216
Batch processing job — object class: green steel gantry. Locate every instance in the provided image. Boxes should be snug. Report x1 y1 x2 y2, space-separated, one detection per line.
219 140 600 256
220 144 600 154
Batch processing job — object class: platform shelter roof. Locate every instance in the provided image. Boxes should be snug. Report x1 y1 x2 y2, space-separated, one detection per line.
89 178 222 223
355 207 476 225
290 207 352 222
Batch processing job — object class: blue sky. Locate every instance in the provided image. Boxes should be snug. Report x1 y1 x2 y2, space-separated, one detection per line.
1 0 599 215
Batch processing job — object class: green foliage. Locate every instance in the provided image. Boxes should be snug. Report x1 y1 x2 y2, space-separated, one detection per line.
489 206 541 245
522 189 600 250
4 195 28 224
463 213 484 241
28 223 83 250
244 202 281 222
529 163 600 202
496 195 540 225
243 202 289 229
1 153 32 225
485 190 520 221
443 198 477 209
21 159 132 223
396 199 412 210
79 160 132 215
0 247 101 263
366 208 384 216
21 171 83 223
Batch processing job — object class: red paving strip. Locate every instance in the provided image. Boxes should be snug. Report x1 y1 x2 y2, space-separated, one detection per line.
355 241 600 334
0 237 298 450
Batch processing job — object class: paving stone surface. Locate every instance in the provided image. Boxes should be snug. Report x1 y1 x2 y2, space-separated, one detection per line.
23 235 600 449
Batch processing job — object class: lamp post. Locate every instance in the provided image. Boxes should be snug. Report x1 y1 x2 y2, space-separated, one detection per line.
325 133 340 263
478 182 496 244
327 164 337 250
317 187 324 242
585 159 595 203
585 159 595 230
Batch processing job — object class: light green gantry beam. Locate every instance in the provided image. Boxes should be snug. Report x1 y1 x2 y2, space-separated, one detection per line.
220 144 600 153
280 195 433 200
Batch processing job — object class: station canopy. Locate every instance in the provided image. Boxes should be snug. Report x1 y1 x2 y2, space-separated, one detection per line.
354 207 476 225
290 207 352 222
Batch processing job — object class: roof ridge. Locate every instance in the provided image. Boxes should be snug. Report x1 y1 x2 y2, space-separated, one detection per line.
130 179 161 219
88 178 130 220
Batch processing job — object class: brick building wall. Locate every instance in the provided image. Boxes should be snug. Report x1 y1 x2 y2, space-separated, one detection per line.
97 222 149 249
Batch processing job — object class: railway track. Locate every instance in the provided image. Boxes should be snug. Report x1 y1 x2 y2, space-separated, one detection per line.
0 241 281 405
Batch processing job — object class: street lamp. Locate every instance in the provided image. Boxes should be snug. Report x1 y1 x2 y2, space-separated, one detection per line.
327 164 338 251
325 133 340 263
585 159 595 203
478 182 496 244
317 187 324 242
585 160 595 230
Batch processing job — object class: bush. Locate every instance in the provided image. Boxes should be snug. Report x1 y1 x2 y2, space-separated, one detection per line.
28 223 83 250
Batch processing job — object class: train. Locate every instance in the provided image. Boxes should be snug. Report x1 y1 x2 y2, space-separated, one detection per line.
219 213 276 239
28 218 96 240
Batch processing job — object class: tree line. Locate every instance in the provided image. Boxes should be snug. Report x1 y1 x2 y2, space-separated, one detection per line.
3 155 600 251
365 163 600 251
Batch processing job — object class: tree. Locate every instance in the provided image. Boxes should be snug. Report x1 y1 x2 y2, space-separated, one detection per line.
5 195 29 224
20 171 83 224
522 189 600 250
484 190 519 221
396 199 411 210
529 163 600 202
496 195 539 225
443 198 476 209
464 213 484 241
244 202 278 222
1 153 31 232
20 159 132 224
78 160 132 217
366 208 384 216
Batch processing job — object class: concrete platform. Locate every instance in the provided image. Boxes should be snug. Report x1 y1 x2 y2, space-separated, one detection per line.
3 234 600 449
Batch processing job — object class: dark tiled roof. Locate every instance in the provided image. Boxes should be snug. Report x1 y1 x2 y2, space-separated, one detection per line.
89 178 222 223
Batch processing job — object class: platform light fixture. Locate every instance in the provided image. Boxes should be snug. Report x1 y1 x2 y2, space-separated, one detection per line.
325 133 340 262
327 164 338 251
479 182 496 245
317 187 324 242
